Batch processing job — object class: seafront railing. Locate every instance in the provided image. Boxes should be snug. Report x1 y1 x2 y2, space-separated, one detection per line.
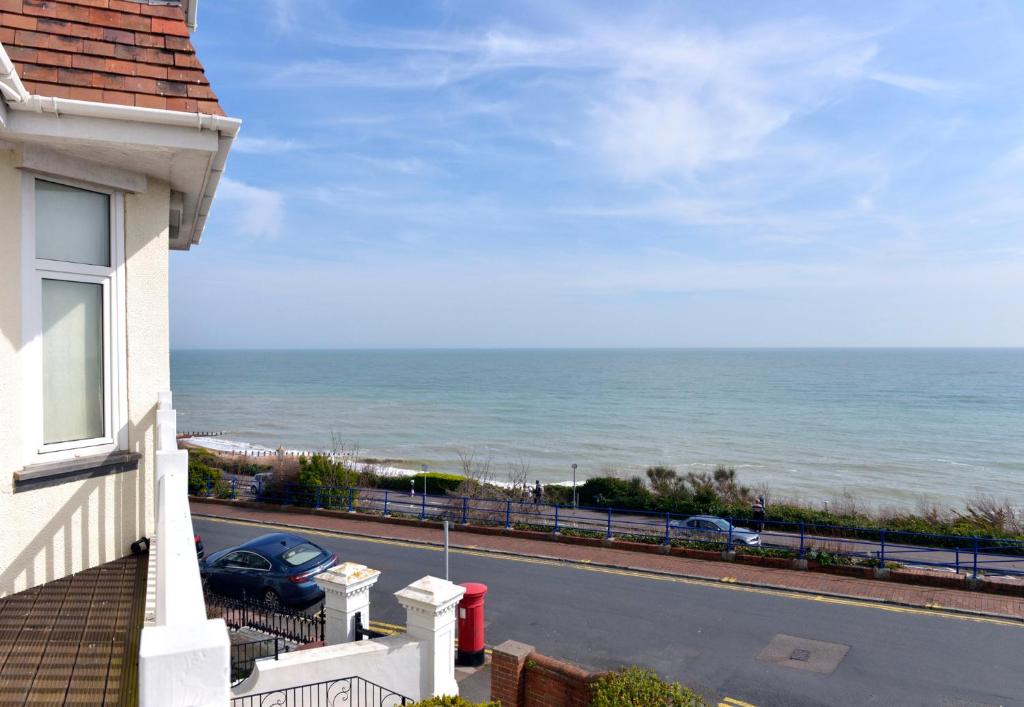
189 480 1024 580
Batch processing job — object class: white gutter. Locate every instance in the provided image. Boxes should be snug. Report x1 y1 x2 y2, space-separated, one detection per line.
0 41 30 103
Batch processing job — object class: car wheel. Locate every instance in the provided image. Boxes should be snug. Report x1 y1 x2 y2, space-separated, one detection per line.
263 589 279 608
250 485 258 496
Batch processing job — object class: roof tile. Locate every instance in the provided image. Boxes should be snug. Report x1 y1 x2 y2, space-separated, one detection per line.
37 48 73 66
100 88 132 104
22 0 57 18
149 15 186 37
2 11 36 29
81 37 115 55
107 0 137 13
70 52 103 70
99 25 130 43
53 2 89 21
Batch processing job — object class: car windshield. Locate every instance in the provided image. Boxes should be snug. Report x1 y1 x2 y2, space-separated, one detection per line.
280 543 324 567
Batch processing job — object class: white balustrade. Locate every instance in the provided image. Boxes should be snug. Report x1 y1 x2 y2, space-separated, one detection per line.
139 390 231 706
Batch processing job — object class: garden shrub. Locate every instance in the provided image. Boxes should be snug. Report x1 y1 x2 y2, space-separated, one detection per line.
411 697 498 707
591 666 707 706
577 476 653 509
187 449 231 498
377 472 466 496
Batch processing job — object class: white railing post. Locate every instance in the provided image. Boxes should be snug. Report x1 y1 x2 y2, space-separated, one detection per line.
395 576 466 698
139 390 230 706
315 563 381 645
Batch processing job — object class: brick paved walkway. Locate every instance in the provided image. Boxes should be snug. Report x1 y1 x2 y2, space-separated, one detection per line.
191 501 1024 622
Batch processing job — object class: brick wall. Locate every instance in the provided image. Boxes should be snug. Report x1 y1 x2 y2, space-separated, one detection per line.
491 640 603 707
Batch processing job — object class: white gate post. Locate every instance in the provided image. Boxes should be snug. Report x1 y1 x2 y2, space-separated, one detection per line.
315 562 381 644
395 576 466 698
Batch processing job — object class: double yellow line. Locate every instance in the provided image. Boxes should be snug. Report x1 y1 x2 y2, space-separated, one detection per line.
720 697 756 707
196 514 1024 629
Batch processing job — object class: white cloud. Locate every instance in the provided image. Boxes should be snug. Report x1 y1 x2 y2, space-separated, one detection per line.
216 177 285 238
233 136 302 154
868 71 958 95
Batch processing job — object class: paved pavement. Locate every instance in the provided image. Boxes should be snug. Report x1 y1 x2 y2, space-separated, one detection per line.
194 504 1024 707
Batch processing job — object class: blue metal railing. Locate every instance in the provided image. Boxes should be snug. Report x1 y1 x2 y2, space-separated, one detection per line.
192 480 1024 579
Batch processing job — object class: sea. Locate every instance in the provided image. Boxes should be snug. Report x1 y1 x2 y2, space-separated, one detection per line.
170 349 1024 510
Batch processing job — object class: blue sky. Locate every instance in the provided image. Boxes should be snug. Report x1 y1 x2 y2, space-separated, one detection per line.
171 0 1024 348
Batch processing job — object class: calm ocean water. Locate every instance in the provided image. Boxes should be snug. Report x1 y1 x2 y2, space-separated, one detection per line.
170 349 1024 509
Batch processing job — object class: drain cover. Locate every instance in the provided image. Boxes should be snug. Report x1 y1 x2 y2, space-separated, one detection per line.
758 634 850 674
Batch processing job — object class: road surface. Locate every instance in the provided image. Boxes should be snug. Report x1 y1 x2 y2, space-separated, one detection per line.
196 515 1023 707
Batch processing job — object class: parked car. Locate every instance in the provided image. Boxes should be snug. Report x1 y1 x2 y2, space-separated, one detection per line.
249 472 274 497
673 515 761 546
200 532 338 608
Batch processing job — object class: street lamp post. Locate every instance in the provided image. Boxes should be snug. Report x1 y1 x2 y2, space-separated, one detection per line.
571 463 578 508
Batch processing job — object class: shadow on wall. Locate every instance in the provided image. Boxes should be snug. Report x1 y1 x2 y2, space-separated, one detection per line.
0 405 153 596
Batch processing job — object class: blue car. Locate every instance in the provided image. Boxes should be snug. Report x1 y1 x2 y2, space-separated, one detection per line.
200 533 338 608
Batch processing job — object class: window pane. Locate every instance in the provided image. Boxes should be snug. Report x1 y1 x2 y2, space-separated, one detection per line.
36 180 110 267
42 279 104 444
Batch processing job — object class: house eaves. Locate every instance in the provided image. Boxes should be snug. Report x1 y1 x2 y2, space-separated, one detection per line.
0 41 239 250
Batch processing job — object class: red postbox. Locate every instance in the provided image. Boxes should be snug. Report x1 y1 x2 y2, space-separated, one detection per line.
456 582 488 667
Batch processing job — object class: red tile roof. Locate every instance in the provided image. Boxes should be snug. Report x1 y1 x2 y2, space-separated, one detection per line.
0 0 224 114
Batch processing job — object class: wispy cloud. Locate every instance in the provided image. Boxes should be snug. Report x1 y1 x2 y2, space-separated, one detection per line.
234 136 303 154
868 71 960 95
216 177 285 239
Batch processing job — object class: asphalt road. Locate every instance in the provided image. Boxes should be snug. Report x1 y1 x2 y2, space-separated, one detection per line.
196 516 1023 707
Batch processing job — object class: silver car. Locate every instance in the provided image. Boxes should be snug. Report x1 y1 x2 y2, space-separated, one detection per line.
674 515 761 546
249 472 274 496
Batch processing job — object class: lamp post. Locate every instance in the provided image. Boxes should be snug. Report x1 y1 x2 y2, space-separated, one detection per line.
571 463 578 508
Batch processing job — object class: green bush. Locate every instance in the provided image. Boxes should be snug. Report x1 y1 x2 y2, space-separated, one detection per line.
542 484 573 505
577 476 653 509
187 450 231 498
377 472 466 496
592 667 707 706
298 453 357 489
411 696 498 707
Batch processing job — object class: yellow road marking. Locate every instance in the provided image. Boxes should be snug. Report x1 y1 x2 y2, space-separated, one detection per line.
196 514 1024 629
369 620 406 631
721 697 757 707
721 577 737 583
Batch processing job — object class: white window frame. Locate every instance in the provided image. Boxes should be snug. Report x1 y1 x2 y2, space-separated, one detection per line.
21 172 128 466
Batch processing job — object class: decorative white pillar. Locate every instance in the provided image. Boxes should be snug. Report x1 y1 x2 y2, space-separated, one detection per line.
395 576 466 698
315 562 381 644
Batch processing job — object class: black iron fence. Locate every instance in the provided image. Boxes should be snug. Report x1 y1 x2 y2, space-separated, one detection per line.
231 637 286 685
205 589 325 645
231 676 412 707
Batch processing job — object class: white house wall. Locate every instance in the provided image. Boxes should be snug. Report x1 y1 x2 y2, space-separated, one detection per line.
0 146 169 597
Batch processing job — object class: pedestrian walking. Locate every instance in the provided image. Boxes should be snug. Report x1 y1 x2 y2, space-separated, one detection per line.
533 480 543 505
752 496 766 532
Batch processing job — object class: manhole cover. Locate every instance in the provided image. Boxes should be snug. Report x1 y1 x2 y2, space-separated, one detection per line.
758 634 850 675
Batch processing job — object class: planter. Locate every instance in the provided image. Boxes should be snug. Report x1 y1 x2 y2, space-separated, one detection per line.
889 569 966 591
670 548 722 561
735 554 793 569
819 565 875 579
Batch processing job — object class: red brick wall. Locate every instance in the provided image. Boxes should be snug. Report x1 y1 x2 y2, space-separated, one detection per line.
492 640 602 707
